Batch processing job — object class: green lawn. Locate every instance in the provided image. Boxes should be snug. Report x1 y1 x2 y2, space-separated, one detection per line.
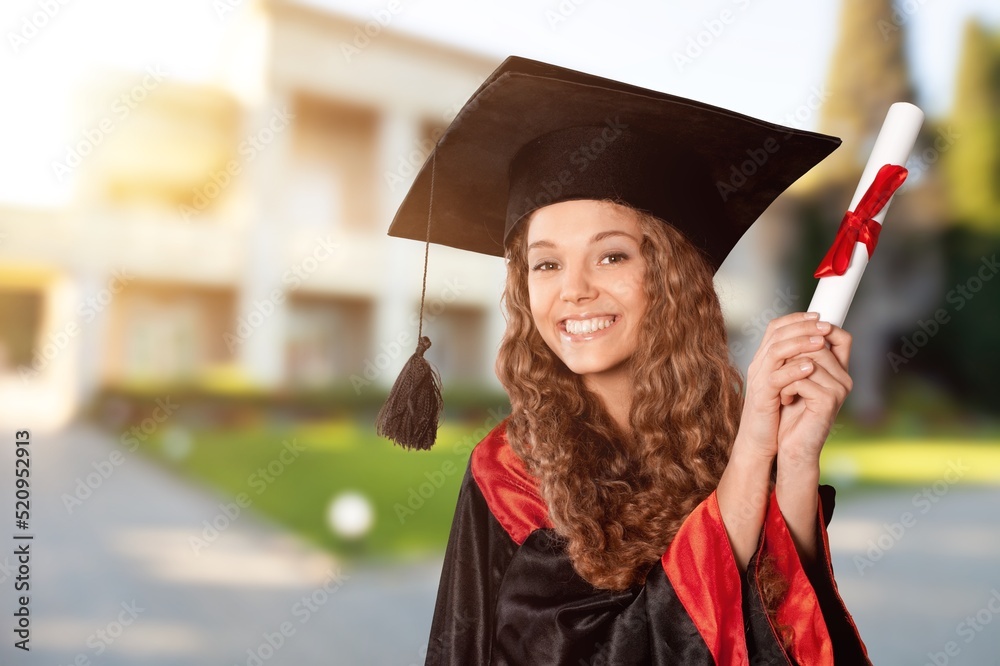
135 418 1000 562
820 440 1000 485
138 418 493 563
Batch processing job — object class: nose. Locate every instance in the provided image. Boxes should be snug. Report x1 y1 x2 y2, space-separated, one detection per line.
560 262 597 304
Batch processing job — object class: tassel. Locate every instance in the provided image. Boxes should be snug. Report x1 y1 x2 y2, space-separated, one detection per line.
376 151 443 450
376 335 443 450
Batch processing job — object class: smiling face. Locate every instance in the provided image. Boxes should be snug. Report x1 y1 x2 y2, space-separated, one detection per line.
525 199 648 393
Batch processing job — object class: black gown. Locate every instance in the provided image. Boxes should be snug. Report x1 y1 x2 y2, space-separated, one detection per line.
424 418 871 665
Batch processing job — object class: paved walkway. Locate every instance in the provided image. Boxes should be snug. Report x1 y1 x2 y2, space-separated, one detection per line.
1 422 998 664
828 482 1000 665
0 422 439 666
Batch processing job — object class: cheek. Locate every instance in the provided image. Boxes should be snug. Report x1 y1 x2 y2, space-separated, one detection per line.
527 303 546 341
609 272 646 306
631 265 648 298
629 279 648 311
527 281 552 323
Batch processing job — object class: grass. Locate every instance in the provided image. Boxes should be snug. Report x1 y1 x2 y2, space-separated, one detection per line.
136 417 496 563
821 439 1000 486
132 416 1000 562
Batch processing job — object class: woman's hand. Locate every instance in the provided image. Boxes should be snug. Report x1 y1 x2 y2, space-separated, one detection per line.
775 320 852 466
737 311 839 461
729 311 852 566
768 317 852 565
721 311 853 570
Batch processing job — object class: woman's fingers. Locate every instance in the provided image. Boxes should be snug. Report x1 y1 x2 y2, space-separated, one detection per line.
761 318 851 373
758 312 820 352
778 357 851 407
756 315 834 368
822 324 852 371
746 312 853 416
764 332 829 367
782 345 853 392
778 325 853 405
767 355 817 403
750 315 835 400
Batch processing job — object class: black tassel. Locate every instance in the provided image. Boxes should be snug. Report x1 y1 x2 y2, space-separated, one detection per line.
378 151 443 450
376 335 443 450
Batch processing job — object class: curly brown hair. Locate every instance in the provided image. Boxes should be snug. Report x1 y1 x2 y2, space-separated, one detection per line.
495 200 794 647
496 199 745 589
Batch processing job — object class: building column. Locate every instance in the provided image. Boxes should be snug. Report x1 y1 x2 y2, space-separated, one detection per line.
73 269 113 403
0 273 79 431
236 91 295 389
373 108 425 389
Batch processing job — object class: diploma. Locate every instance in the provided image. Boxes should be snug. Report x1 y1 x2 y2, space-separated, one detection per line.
806 102 925 327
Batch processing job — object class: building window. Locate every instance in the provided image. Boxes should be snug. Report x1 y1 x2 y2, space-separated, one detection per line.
286 294 373 388
290 92 378 230
0 289 43 373
106 282 236 384
422 304 486 385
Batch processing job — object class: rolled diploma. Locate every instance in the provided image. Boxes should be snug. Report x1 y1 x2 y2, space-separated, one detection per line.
806 102 925 327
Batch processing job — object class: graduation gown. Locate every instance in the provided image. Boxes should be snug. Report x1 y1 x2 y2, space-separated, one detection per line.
424 419 870 665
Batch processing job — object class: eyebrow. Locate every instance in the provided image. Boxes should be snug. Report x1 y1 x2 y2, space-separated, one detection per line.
527 230 639 252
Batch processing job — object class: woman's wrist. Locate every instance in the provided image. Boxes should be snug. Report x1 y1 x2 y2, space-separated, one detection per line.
717 433 776 570
731 425 778 465
776 446 821 474
774 452 821 564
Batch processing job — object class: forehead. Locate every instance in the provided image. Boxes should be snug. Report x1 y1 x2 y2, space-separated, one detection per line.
525 200 642 248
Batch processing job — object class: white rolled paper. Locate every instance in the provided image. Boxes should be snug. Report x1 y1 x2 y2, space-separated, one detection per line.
806 102 925 327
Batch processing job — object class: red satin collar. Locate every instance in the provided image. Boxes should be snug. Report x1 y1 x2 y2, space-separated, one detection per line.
471 419 553 544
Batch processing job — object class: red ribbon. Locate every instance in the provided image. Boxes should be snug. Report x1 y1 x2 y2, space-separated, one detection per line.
813 163 909 278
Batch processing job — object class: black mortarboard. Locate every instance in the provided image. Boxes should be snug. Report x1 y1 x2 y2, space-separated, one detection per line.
376 55 842 450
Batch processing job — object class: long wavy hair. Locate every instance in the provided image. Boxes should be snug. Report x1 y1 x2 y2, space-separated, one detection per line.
495 201 790 640
496 199 745 587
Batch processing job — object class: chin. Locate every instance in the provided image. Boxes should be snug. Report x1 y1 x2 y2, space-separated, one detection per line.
560 357 629 378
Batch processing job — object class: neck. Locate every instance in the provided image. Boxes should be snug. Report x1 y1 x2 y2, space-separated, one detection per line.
584 369 634 433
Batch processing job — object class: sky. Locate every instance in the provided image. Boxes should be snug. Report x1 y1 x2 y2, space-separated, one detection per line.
0 0 997 208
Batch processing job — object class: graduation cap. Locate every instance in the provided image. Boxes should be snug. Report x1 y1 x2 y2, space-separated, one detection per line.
376 55 841 451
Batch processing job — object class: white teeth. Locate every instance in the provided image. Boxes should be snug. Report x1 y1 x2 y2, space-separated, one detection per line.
564 316 616 335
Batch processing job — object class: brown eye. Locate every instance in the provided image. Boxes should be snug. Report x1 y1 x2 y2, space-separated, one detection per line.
600 252 628 265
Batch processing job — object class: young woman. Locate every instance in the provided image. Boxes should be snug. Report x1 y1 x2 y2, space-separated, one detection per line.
382 56 870 665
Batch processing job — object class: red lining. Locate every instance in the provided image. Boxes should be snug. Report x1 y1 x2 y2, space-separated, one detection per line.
468 420 868 661
763 489 833 664
470 419 552 545
661 491 748 665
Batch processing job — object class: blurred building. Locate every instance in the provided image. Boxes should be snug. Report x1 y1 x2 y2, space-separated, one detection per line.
0 0 504 429
1 0 994 430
